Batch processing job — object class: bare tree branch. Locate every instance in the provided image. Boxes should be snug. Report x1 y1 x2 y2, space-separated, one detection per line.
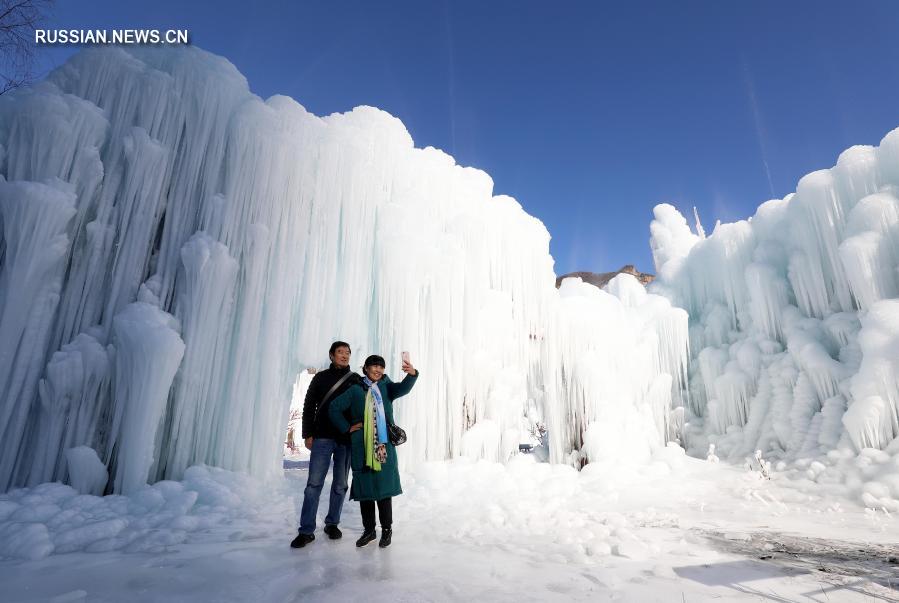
0 0 53 94
0 1 35 25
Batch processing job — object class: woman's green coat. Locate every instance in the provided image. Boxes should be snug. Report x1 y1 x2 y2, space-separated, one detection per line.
329 371 419 501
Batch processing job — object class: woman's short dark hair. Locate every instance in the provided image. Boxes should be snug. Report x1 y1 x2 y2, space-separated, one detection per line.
329 341 351 356
363 354 386 368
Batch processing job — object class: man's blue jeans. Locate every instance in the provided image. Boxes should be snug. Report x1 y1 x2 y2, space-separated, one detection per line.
298 438 351 534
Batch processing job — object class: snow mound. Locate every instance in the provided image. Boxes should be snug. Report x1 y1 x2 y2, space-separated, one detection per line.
0 465 287 561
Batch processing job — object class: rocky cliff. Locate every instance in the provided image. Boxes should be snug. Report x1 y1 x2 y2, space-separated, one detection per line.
555 265 655 289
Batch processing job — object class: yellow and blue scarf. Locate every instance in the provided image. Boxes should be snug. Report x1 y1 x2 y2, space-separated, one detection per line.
362 376 388 470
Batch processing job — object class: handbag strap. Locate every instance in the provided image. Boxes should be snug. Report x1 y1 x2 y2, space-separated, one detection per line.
315 370 355 421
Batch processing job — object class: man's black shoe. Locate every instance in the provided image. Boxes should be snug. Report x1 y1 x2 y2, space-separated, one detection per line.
378 528 392 548
355 529 376 547
290 532 315 548
323 524 342 540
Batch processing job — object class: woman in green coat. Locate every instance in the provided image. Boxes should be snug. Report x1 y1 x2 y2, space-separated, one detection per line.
329 353 418 548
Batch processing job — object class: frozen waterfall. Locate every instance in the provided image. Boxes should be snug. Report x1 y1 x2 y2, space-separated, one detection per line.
650 140 899 462
0 46 687 493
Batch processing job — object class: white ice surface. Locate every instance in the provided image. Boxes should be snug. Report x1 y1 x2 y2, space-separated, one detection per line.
0 456 895 601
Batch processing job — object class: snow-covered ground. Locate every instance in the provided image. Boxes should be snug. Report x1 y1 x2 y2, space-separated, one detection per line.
1 450 896 602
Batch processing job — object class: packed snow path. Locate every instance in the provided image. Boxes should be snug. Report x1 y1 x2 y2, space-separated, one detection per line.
0 454 895 602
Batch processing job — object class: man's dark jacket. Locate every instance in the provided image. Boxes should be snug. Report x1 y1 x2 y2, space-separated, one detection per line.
301 364 360 442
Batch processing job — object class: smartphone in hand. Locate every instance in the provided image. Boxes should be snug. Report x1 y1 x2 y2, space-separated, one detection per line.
401 351 410 365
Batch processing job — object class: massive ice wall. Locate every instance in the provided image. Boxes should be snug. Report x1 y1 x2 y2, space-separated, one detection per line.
650 140 899 462
0 46 686 493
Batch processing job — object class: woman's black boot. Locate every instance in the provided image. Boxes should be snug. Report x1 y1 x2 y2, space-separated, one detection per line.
355 529 377 547
378 528 392 548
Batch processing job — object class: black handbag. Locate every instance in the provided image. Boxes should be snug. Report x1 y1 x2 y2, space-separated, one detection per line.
388 422 406 446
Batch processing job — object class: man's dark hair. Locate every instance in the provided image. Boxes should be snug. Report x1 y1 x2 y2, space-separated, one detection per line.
363 354 386 368
329 341 351 357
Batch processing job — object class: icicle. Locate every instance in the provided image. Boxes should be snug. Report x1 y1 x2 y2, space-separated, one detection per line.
109 302 184 494
838 193 899 310
693 206 707 239
844 300 899 450
745 262 788 341
155 233 238 481
0 181 76 491
25 333 111 486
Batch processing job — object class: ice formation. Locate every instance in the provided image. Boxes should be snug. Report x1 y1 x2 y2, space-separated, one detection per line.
0 464 285 560
650 141 899 465
0 46 686 493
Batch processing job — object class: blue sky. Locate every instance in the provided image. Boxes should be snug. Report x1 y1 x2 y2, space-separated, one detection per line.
37 1 899 275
